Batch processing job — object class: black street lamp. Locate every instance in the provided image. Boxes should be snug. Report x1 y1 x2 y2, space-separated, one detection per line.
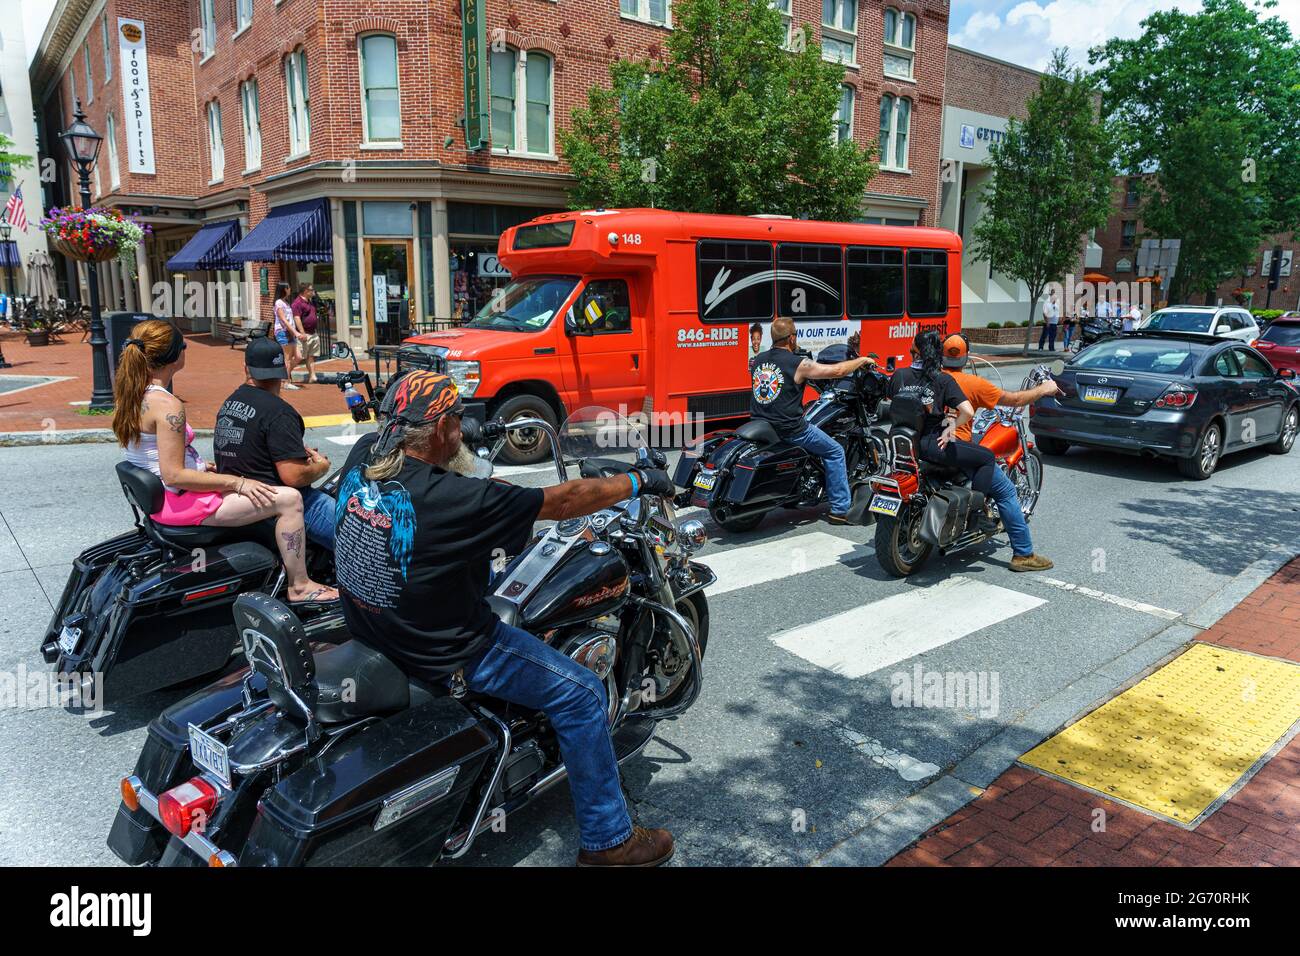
60 100 111 410
0 217 12 368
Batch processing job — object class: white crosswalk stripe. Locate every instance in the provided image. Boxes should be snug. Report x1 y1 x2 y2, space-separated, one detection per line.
695 531 865 596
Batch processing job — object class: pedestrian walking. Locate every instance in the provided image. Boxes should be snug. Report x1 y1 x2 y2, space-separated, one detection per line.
1038 292 1060 351
292 283 321 384
1125 302 1142 333
271 281 303 390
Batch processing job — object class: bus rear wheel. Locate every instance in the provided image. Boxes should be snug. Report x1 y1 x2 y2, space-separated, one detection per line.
493 394 558 466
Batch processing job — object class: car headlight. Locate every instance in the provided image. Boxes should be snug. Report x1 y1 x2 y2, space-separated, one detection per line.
447 360 481 398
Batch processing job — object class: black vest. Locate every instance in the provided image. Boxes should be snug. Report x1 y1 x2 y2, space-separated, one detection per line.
750 347 808 438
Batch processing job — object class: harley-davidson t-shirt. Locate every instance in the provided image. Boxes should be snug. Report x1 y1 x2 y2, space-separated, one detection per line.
212 383 308 484
889 365 969 435
333 441 544 678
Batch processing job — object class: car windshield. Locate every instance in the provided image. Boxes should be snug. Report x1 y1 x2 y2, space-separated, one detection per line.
463 275 579 332
1141 310 1213 333
1072 339 1200 376
1261 323 1300 346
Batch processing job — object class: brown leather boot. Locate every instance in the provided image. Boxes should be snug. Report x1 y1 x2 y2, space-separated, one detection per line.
577 826 675 867
1010 553 1054 572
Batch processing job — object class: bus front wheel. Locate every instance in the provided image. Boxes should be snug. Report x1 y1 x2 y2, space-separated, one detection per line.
492 394 559 466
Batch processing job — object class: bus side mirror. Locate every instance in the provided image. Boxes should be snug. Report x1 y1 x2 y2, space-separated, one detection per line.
564 307 578 336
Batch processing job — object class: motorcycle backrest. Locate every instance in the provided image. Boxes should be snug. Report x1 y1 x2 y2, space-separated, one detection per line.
232 592 319 725
888 394 927 433
116 461 165 517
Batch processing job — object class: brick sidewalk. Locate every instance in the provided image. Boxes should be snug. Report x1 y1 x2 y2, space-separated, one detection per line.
0 328 349 433
887 558 1300 867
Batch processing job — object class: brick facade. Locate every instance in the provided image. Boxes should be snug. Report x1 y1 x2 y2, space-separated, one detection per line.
944 45 1039 121
32 0 951 344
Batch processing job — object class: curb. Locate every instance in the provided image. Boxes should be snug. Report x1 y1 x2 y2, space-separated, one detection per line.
0 427 215 447
813 536 1300 866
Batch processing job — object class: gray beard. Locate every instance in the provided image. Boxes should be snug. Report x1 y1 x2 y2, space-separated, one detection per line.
445 442 481 478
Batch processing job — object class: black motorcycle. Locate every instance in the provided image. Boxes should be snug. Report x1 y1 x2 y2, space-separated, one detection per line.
39 346 382 706
108 413 713 867
673 361 891 532
1072 315 1121 353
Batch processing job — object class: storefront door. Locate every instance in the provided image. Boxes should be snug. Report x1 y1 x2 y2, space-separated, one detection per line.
364 239 414 346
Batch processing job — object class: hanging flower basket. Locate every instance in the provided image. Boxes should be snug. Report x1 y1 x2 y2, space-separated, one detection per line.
40 206 152 277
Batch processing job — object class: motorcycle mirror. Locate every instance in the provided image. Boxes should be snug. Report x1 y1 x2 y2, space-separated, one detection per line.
1049 359 1066 376
332 342 352 360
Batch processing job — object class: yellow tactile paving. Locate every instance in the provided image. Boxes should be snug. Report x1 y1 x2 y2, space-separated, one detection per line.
1021 643 1300 825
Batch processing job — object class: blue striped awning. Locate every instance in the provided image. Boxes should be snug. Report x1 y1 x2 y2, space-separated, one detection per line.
165 219 243 271
228 197 333 263
0 241 19 268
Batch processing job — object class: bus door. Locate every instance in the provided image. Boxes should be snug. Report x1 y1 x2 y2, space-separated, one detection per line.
558 277 649 413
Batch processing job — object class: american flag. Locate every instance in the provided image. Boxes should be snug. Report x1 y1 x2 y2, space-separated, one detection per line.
4 185 28 233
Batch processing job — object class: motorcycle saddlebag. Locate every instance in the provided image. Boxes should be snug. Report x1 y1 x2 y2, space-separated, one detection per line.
237 696 497 867
41 530 152 663
723 440 805 505
919 486 986 549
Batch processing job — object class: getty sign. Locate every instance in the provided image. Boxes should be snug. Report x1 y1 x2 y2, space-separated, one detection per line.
118 18 156 175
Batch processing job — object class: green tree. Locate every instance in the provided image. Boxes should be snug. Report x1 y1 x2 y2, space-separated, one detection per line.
970 50 1117 354
559 0 877 219
0 132 34 179
1091 0 1300 302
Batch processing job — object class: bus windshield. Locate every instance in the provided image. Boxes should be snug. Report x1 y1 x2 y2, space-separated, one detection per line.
464 275 579 332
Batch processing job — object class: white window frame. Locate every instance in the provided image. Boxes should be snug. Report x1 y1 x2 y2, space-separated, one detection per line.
771 0 794 48
207 99 225 183
235 0 254 36
879 93 911 171
620 0 672 29
102 13 112 83
84 44 94 102
284 48 311 158
490 47 555 159
883 8 916 81
240 78 262 172
821 0 857 66
106 112 120 188
358 33 402 146
835 84 854 144
200 0 216 60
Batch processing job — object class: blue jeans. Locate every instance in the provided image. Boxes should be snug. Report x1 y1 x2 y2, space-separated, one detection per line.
787 423 851 514
301 487 336 550
1061 322 1073 351
988 466 1033 557
1038 323 1058 350
462 620 633 852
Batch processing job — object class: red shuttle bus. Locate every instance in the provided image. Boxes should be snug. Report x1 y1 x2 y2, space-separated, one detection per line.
402 209 961 463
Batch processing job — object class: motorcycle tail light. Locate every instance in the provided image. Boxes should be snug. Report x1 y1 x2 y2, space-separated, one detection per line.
157 777 218 838
1154 384 1197 409
887 471 920 499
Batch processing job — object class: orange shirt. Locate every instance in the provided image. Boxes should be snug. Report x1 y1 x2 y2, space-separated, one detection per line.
949 371 1003 442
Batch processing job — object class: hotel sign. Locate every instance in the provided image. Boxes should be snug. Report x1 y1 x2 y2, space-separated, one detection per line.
462 0 489 151
118 18 156 175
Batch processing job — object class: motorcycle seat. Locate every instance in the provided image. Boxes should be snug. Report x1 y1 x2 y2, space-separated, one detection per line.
313 639 411 723
115 462 276 551
735 419 780 446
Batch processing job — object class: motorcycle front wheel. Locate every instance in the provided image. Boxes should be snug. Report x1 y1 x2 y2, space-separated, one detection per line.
642 592 710 709
873 503 932 578
1010 449 1044 518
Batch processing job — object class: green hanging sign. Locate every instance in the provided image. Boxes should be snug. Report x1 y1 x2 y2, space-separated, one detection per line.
462 0 489 151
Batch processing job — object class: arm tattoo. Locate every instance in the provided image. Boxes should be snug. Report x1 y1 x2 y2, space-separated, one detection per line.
165 411 186 434
280 529 303 558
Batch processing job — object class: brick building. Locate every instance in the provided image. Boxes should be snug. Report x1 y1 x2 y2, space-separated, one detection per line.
30 0 951 349
1094 173 1300 313
938 45 1100 327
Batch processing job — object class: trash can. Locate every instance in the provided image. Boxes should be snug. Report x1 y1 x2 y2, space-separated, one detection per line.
105 312 155 385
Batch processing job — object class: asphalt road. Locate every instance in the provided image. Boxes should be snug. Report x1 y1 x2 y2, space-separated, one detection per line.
2 369 1298 866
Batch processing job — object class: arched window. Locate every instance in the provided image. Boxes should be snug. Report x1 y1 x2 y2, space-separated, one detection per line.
879 94 911 170
883 8 916 80
284 48 310 155
821 0 857 65
359 34 401 143
490 47 553 156
240 78 262 170
207 99 225 182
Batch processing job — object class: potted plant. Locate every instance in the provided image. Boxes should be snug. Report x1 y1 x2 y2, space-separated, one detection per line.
40 206 152 277
24 311 52 346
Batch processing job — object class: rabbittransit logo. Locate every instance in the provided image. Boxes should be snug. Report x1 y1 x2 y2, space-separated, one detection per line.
49 886 152 936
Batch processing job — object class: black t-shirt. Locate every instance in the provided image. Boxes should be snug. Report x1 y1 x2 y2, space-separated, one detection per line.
750 347 808 438
889 365 968 434
213 383 307 484
333 440 545 679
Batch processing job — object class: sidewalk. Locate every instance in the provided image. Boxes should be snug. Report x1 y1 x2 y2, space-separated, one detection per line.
886 558 1300 867
0 328 350 438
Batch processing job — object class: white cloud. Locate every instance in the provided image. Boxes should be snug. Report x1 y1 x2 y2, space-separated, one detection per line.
952 0 1300 73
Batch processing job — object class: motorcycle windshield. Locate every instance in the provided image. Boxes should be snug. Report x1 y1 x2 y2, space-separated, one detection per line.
557 406 654 478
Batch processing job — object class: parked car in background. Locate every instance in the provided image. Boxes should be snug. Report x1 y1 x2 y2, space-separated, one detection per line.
1252 316 1300 375
1030 331 1298 479
1138 305 1260 342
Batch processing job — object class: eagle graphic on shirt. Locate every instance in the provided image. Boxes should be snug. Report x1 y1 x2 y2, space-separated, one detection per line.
336 466 417 581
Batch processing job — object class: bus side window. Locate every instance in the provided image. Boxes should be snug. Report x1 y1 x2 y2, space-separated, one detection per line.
906 249 948 317
579 279 633 334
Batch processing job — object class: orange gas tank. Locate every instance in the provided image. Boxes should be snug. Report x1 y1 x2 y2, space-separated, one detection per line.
979 420 1021 460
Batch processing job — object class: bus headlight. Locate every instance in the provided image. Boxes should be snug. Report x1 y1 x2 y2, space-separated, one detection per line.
447 360 481 398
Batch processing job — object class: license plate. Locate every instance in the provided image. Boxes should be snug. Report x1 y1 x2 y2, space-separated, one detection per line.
693 471 717 492
869 493 902 517
1082 386 1120 405
57 625 81 656
188 724 231 789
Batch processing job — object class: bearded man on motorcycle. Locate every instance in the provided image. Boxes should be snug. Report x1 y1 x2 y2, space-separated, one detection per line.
751 317 875 524
890 331 1053 572
332 370 679 866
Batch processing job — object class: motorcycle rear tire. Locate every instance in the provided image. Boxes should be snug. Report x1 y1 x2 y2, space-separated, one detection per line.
874 507 932 578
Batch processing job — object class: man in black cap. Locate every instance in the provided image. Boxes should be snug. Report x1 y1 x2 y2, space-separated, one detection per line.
333 370 680 866
213 333 336 549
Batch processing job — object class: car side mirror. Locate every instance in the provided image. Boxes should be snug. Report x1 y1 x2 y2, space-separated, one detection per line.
1279 368 1296 380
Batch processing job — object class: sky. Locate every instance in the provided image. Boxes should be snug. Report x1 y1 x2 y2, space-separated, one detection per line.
20 0 1300 73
